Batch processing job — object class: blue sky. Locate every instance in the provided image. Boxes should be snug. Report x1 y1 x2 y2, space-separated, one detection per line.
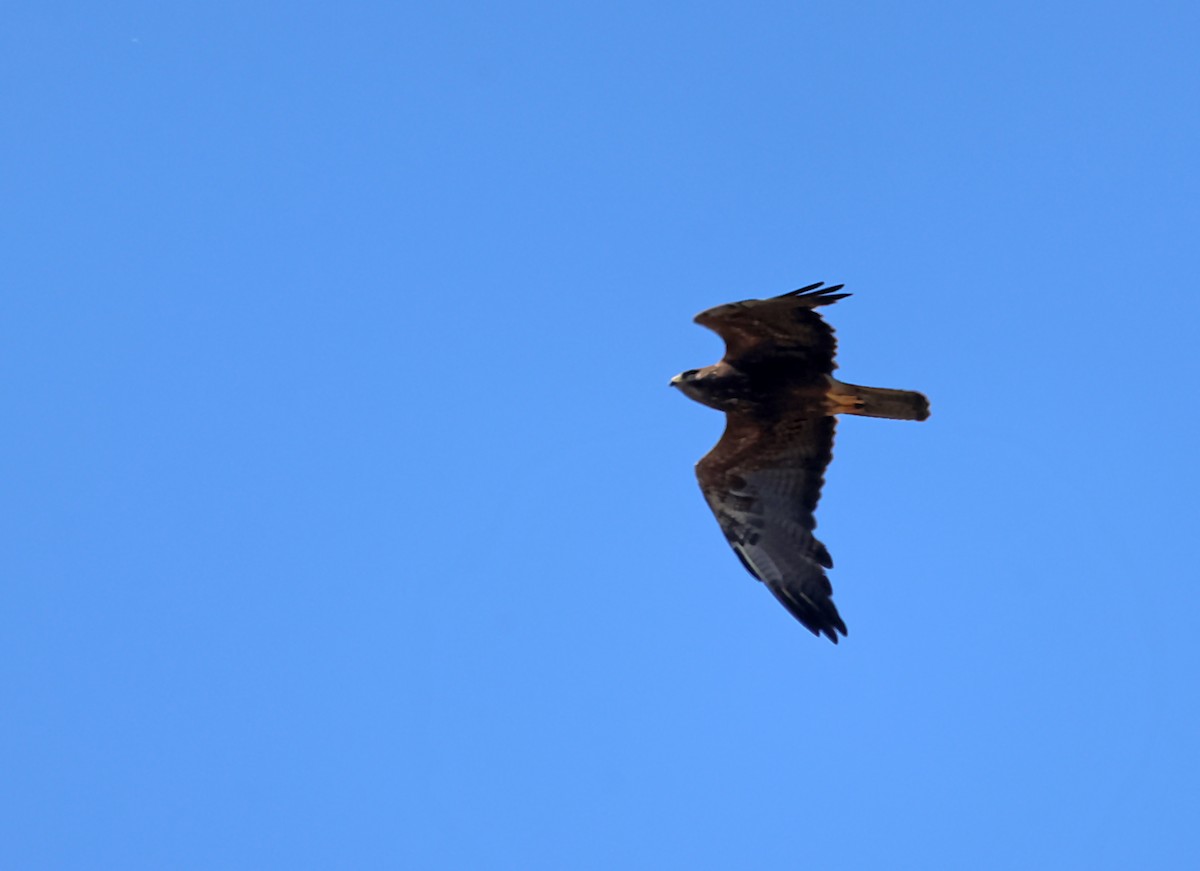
4 2 1199 868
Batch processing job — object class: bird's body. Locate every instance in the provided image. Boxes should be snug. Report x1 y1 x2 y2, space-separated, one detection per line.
671 283 929 642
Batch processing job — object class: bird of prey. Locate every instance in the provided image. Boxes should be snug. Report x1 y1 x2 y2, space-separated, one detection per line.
670 283 929 642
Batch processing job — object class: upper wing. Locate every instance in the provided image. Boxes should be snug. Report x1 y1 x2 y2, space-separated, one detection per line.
696 409 846 642
693 282 849 374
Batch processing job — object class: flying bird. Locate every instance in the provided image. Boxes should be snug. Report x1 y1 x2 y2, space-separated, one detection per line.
670 283 929 642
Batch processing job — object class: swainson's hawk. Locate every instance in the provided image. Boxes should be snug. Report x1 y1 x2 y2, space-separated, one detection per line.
671 283 930 642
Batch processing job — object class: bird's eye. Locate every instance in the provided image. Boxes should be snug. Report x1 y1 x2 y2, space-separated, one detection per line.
682 369 699 379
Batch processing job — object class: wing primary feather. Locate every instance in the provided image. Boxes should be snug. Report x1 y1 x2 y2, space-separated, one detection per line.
782 282 826 296
766 582 847 642
777 283 849 305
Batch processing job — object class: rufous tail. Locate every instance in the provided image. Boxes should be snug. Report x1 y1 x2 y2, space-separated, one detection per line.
831 381 930 421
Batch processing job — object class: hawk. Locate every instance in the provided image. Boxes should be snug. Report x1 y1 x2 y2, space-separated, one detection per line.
670 283 929 642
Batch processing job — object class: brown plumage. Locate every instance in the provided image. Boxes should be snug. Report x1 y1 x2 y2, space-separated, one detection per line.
670 283 929 642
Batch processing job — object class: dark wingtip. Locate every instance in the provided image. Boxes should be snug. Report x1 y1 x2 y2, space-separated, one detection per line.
784 281 826 296
768 582 848 644
778 282 851 306
808 620 847 645
822 614 848 644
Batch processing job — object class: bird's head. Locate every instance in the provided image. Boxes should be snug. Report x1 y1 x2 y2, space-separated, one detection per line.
669 369 700 389
670 364 745 411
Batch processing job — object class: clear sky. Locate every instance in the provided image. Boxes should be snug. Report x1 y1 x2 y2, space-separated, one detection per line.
4 2 1199 869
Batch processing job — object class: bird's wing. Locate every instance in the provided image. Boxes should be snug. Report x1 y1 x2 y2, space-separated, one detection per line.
696 409 846 642
693 282 848 373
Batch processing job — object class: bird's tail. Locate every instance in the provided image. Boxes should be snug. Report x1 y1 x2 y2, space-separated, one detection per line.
829 380 931 421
